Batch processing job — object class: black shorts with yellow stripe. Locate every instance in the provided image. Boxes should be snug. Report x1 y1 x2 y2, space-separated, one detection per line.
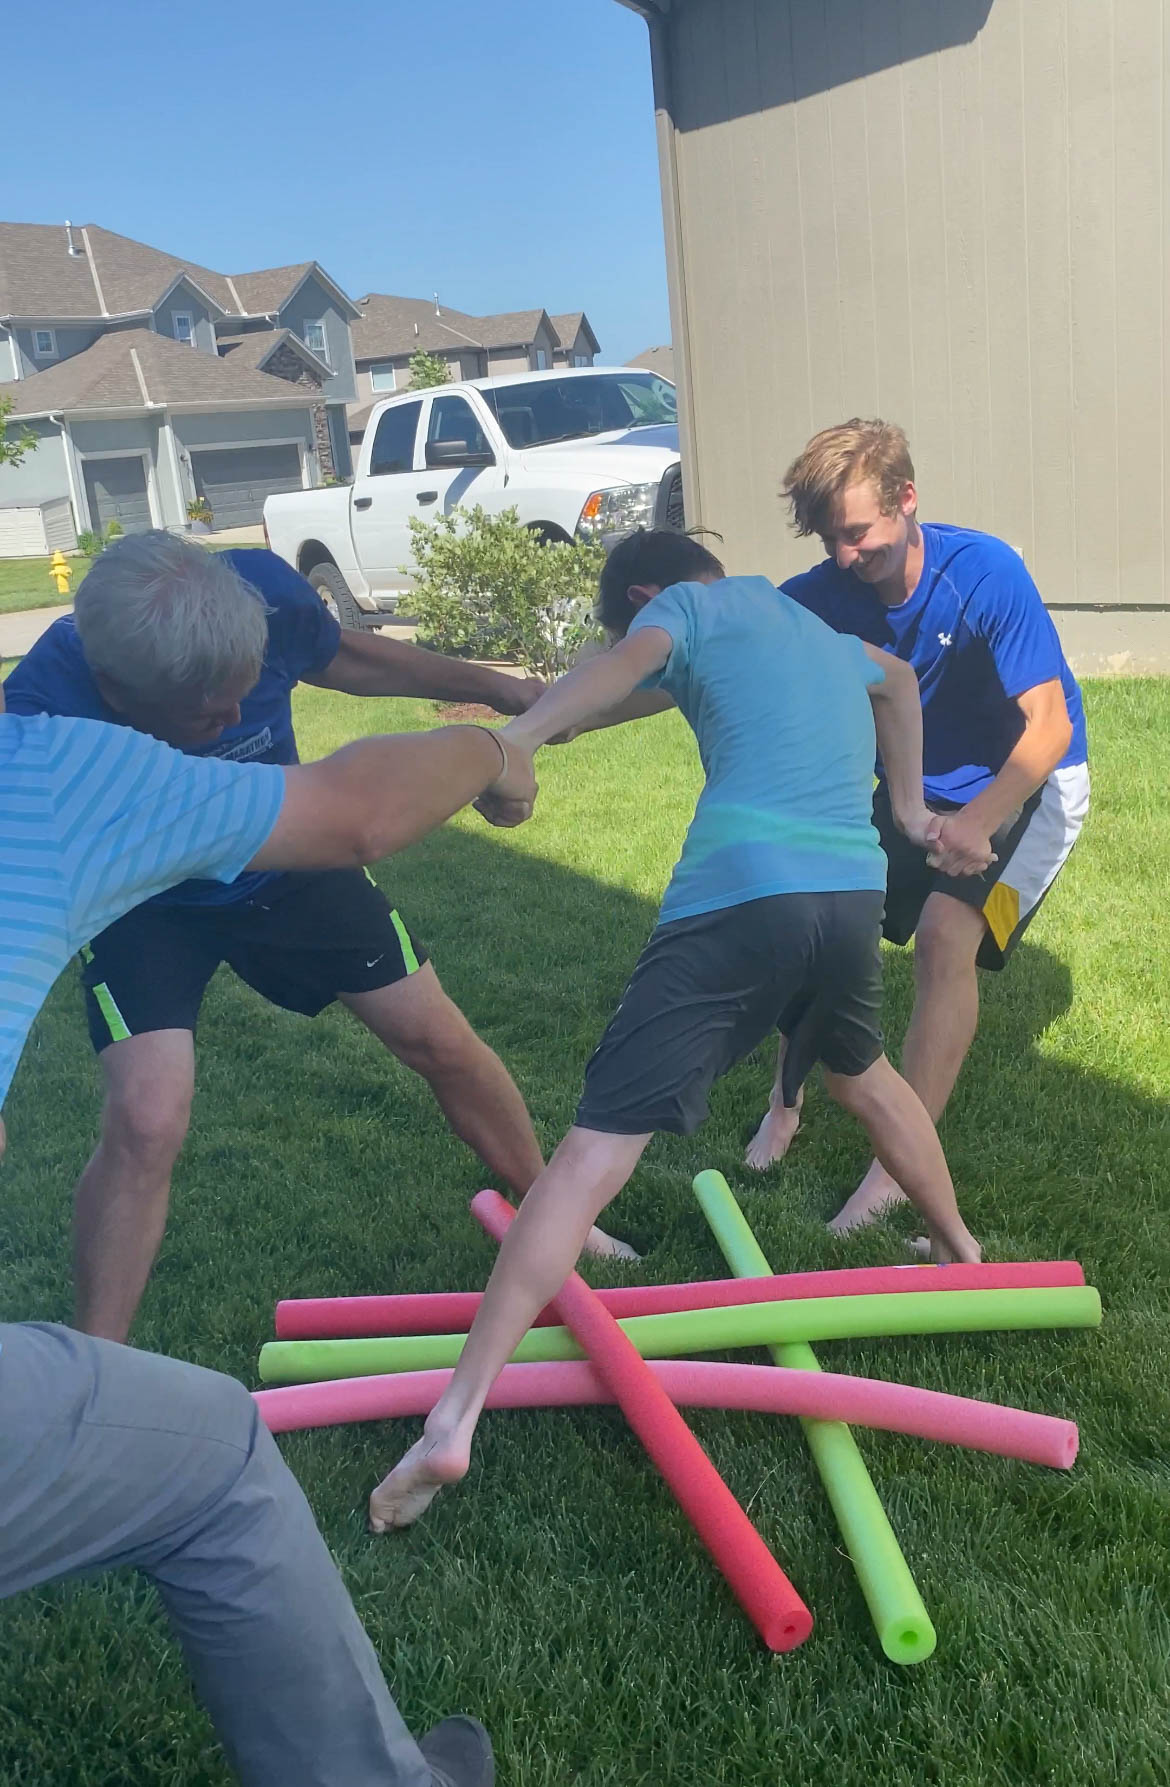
79 867 428 1051
874 763 1089 971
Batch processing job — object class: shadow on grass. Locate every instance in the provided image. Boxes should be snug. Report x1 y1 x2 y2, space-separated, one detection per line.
3 818 1170 1787
1 817 1162 1335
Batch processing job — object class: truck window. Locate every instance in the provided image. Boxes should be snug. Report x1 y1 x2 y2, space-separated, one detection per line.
481 373 676 449
427 395 491 456
369 400 422 476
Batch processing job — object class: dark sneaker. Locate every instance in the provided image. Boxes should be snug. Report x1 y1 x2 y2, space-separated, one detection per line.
418 1715 494 1787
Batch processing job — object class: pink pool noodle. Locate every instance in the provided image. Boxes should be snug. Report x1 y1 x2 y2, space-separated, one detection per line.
274 1260 1086 1339
471 1188 813 1652
254 1356 1079 1469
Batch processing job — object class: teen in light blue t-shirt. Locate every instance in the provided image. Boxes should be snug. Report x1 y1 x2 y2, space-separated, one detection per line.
629 574 887 923
368 529 982 1542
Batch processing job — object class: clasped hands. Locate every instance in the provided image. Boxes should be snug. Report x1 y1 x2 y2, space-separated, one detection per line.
900 804 997 877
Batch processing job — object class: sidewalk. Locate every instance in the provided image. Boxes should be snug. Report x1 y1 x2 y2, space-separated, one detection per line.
0 605 71 658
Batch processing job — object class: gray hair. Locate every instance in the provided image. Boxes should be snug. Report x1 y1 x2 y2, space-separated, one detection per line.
73 530 270 703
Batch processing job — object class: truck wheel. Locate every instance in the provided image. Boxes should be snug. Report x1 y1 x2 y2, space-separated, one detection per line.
309 563 366 631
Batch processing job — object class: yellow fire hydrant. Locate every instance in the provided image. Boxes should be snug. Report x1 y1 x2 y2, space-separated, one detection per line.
49 551 73 597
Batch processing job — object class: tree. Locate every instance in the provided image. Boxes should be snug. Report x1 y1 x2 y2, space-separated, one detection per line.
407 349 452 391
0 394 38 468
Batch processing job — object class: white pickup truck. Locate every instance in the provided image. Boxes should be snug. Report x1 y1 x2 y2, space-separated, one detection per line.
263 366 684 627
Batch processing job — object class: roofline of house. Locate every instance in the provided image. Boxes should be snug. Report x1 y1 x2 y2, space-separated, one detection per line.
153 271 229 318
613 0 670 15
0 311 154 328
3 393 314 422
262 263 362 322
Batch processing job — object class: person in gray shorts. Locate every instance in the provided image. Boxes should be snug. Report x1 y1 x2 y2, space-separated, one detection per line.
369 528 985 1534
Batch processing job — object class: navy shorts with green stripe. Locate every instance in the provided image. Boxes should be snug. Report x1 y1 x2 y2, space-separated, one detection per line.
80 868 427 1051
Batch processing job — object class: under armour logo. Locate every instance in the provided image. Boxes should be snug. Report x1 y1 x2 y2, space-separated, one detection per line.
937 632 953 646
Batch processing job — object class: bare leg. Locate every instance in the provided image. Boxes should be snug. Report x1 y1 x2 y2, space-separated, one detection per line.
745 1034 804 1170
73 1031 194 1342
343 968 637 1261
368 1126 652 1530
822 1055 980 1262
829 895 985 1233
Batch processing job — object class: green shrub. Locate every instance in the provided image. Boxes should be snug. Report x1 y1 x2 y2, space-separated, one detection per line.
406 506 605 680
77 529 103 557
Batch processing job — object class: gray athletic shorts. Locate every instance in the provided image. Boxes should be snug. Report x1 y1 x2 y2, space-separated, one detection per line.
575 889 886 1136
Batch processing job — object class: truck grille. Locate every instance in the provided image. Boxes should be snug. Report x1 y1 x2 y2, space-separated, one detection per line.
657 465 686 532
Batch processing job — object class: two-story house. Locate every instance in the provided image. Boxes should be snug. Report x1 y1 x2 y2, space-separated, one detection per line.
346 296 601 438
0 222 361 545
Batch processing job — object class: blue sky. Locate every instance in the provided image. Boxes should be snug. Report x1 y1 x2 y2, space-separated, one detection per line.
6 1 669 364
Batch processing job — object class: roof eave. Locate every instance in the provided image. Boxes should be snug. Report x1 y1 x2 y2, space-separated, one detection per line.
164 396 317 412
0 311 154 328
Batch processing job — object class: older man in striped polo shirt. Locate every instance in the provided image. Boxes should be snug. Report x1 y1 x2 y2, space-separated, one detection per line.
1 678 529 1787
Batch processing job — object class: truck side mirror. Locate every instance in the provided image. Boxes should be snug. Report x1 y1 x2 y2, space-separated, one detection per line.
424 439 495 470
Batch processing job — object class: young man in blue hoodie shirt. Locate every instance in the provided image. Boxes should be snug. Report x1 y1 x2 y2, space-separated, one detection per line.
757 420 1089 1232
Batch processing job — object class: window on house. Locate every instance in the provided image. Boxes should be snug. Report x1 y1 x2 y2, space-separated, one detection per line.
369 364 397 392
173 313 194 346
369 399 422 476
33 329 57 358
304 321 329 365
573 353 590 367
535 347 548 370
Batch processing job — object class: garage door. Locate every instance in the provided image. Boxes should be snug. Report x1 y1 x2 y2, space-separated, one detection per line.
191 444 303 529
83 457 152 534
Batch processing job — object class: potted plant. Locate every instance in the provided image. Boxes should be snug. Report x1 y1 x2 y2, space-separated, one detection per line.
187 497 214 534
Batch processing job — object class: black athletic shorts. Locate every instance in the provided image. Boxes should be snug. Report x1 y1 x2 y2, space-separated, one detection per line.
575 889 886 1137
79 868 428 1052
874 765 1089 971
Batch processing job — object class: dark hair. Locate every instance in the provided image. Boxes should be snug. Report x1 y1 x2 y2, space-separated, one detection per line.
596 529 725 635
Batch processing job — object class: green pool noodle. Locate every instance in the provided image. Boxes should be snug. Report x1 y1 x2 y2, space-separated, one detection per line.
258 1282 1101 1385
692 1169 935 1666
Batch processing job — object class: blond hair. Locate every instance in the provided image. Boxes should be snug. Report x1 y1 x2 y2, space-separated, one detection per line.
782 419 915 538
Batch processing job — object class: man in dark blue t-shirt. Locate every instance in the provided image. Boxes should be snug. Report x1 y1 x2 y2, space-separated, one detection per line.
3 531 627 1343
748 419 1089 1234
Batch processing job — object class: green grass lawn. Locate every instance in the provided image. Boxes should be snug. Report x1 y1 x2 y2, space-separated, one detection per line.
0 555 91 615
2 681 1169 1785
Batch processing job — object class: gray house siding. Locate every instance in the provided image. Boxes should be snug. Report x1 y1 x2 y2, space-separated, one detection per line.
12 324 104 376
278 275 357 402
174 408 315 452
0 420 70 506
152 280 218 354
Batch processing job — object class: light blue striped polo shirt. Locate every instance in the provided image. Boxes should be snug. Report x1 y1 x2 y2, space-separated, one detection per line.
1 713 285 1107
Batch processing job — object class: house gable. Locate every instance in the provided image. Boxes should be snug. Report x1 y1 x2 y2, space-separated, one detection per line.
152 276 220 354
276 272 357 402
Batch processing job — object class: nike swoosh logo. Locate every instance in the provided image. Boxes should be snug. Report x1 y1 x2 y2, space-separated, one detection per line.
365 955 384 968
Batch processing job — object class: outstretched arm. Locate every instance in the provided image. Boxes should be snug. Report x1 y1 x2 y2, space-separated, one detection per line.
249 726 535 871
500 628 673 753
304 628 545 716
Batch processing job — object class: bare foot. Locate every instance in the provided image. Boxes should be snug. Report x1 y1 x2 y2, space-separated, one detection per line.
910 1231 983 1265
369 1424 471 1532
745 1099 801 1171
827 1161 908 1234
581 1224 641 1262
